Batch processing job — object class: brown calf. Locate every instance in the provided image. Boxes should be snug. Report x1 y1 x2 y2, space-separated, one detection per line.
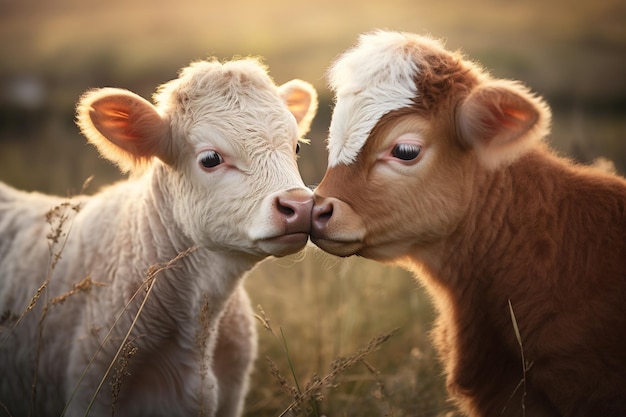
311 31 626 417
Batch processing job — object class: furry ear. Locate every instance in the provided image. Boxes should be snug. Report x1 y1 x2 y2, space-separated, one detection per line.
76 88 171 173
278 79 318 137
457 80 551 169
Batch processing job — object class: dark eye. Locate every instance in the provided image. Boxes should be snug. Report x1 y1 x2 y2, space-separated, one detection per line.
199 150 223 169
391 143 421 161
295 142 301 154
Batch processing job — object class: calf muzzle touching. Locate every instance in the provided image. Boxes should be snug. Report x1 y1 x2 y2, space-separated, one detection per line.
258 188 313 256
311 194 365 257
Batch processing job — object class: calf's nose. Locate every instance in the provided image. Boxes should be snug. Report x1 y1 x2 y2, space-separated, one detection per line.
312 199 334 233
274 190 313 234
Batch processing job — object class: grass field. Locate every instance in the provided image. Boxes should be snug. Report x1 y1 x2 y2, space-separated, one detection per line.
0 0 625 415
244 251 451 416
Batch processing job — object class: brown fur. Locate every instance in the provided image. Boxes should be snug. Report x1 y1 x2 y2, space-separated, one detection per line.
407 42 480 116
313 32 626 417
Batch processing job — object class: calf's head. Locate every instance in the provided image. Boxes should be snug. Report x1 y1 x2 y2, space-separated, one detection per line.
77 58 318 258
312 31 550 261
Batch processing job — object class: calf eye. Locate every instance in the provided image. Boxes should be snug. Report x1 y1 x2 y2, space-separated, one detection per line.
199 150 223 169
391 143 421 161
296 143 301 154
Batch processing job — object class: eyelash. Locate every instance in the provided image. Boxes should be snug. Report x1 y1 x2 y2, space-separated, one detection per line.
198 150 223 170
391 143 421 161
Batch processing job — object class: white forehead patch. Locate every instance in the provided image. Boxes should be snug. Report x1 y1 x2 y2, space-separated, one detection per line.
327 31 433 167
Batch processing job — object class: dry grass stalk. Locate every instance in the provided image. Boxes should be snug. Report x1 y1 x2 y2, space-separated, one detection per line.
60 246 198 416
258 300 399 417
502 300 534 417
276 328 398 417
110 341 138 416
256 306 307 415
266 356 300 404
254 305 272 332
362 360 394 417
48 275 107 306
30 198 83 412
1 199 82 350
2 184 89 410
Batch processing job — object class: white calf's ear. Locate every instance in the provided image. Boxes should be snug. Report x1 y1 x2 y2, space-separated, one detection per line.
457 80 551 169
76 88 171 173
278 80 318 137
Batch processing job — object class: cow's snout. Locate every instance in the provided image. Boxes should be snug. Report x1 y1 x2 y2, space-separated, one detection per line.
252 188 313 257
274 189 313 234
310 195 366 257
311 199 334 233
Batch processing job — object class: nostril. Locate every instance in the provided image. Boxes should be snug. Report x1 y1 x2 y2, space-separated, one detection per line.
318 207 332 221
276 198 296 217
313 202 333 225
274 193 313 234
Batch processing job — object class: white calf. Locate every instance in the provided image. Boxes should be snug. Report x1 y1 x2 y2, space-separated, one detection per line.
0 57 317 417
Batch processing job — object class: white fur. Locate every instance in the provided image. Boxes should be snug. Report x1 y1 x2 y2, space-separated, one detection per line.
327 30 428 166
0 57 317 417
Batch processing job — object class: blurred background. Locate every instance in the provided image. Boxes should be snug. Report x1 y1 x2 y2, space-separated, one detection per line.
1 0 624 415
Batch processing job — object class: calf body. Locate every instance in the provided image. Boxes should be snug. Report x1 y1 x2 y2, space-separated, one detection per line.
0 58 318 416
311 31 626 416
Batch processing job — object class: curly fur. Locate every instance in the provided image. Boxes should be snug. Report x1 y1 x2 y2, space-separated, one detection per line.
313 31 626 417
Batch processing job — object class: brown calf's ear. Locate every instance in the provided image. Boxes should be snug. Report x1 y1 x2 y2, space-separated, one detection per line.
278 79 319 138
457 79 551 169
76 88 171 173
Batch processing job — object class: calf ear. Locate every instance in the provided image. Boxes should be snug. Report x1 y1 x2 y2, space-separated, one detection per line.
76 88 171 173
457 80 551 169
278 80 318 137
